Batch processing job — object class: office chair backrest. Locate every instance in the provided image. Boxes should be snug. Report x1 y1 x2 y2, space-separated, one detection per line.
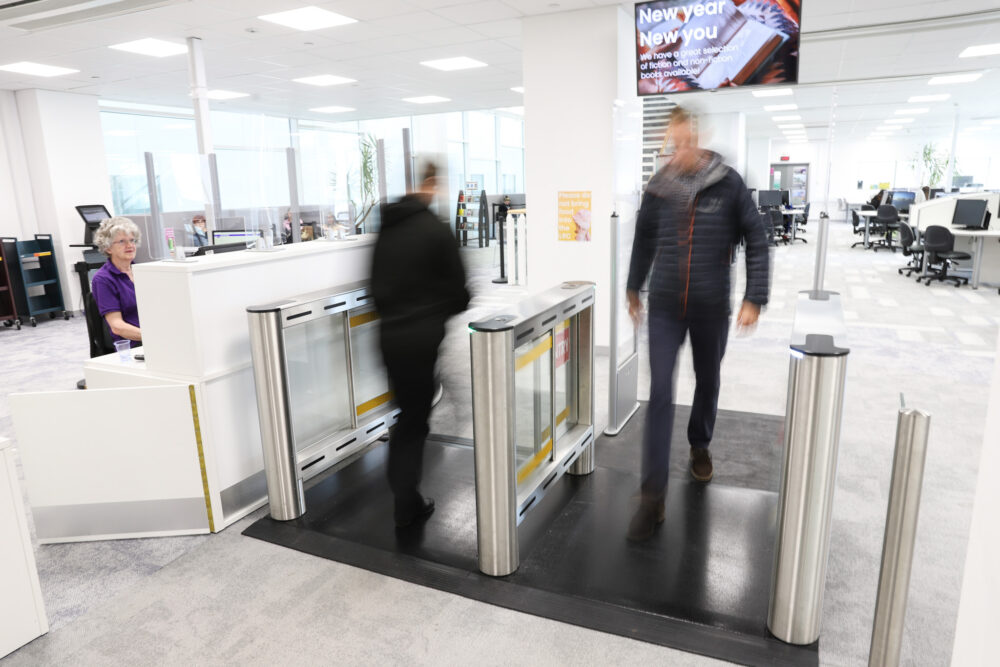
861 204 875 211
922 225 955 254
851 210 861 226
876 204 898 221
899 222 917 251
768 209 783 227
85 291 117 358
802 202 810 218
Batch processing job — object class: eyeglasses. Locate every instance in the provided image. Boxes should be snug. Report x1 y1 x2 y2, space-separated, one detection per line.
112 238 137 247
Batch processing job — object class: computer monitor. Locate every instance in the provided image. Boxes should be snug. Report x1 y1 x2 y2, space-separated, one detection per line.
75 204 112 245
952 199 989 230
212 229 264 246
780 190 790 207
930 188 945 199
890 191 915 214
216 217 247 231
758 190 783 208
191 242 248 257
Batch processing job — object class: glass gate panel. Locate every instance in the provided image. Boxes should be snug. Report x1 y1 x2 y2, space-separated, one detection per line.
349 306 392 419
514 331 553 486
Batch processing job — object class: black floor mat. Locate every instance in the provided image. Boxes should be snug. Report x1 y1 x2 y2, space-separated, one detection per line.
244 404 816 666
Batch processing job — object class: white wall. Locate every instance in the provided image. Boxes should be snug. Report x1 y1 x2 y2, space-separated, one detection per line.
745 136 771 194
701 112 746 178
951 327 1000 665
524 5 640 348
0 91 37 240
15 89 113 311
768 138 832 213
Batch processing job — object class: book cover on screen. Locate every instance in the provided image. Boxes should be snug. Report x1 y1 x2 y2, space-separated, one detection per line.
636 0 801 95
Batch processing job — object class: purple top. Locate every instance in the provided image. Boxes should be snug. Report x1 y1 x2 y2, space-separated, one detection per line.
91 260 140 348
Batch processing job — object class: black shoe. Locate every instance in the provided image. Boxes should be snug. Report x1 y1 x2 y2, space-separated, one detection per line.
394 497 435 528
626 495 665 542
690 447 713 482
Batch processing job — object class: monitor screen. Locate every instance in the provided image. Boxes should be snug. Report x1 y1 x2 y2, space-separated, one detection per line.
781 190 790 207
952 199 988 229
75 205 112 245
212 230 263 244
635 0 801 96
891 191 915 213
930 188 945 199
758 190 783 207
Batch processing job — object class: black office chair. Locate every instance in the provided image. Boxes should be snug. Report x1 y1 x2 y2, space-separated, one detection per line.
792 202 809 243
919 225 971 287
872 205 899 252
850 210 868 248
85 291 117 358
897 222 924 277
768 209 786 245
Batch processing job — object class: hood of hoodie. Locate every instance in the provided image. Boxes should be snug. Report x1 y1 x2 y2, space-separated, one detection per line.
646 150 728 201
382 194 431 230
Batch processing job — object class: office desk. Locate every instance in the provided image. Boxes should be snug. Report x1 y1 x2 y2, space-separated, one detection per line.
854 210 909 248
779 208 806 242
949 228 1000 289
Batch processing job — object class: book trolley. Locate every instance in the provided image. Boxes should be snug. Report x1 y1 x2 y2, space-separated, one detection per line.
0 238 19 329
454 189 489 247
2 235 70 327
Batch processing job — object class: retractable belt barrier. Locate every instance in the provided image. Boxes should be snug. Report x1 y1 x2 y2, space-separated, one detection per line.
247 282 398 521
469 282 596 577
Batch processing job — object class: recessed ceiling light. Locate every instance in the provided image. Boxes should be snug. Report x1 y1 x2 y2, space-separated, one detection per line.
420 57 488 71
928 72 983 85
403 96 450 104
752 88 793 97
0 61 79 77
908 94 950 103
205 90 249 100
772 114 801 121
109 38 187 58
895 108 929 115
258 6 356 31
310 105 355 113
875 127 901 133
778 123 804 129
511 86 525 94
293 74 355 86
764 103 798 112
982 118 1000 125
959 43 1000 58
886 118 915 124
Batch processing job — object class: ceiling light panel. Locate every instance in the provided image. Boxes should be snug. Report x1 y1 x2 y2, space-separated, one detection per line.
109 38 187 57
294 74 356 86
310 106 355 113
764 104 798 112
258 6 356 32
895 108 929 114
0 61 78 77
772 115 801 121
886 118 914 124
420 57 488 71
778 123 805 129
908 94 950 103
928 72 983 85
959 43 1000 58
511 86 524 93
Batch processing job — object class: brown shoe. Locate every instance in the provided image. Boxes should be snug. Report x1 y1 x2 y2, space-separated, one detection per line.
626 495 665 542
690 447 713 482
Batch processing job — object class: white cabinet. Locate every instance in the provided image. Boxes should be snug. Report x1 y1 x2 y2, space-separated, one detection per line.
0 438 48 657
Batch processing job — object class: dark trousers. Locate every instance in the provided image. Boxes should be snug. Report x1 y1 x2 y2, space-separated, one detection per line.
380 322 444 510
641 309 730 497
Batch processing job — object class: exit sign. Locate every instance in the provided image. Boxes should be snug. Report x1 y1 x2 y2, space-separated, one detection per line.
780 156 790 161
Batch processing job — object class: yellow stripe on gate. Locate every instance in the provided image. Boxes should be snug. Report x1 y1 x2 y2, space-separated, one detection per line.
188 385 215 532
517 439 553 484
556 406 570 426
356 391 393 416
515 335 552 371
349 311 379 328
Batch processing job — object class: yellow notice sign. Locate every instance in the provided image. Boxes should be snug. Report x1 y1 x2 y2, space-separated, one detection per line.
558 191 592 242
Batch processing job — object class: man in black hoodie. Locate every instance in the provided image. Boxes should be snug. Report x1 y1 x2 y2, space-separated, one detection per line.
371 162 471 528
625 106 770 541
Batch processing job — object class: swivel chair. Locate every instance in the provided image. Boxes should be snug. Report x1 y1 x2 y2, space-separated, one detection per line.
897 222 924 277
792 202 809 243
872 205 899 253
77 290 118 390
851 209 868 248
919 225 971 287
768 209 785 245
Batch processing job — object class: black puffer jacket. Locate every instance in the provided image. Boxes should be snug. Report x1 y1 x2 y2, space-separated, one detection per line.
371 194 470 330
626 151 770 319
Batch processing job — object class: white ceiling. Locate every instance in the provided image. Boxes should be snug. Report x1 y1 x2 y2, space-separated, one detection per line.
0 0 998 143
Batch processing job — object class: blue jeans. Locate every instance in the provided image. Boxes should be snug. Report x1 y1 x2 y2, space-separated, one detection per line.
641 309 730 497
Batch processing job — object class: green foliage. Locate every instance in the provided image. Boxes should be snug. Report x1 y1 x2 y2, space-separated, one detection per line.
352 133 379 227
916 143 949 187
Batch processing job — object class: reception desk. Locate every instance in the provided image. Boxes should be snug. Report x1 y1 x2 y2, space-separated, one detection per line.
10 237 376 542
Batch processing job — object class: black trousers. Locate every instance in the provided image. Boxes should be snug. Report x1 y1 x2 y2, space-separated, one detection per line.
380 321 444 509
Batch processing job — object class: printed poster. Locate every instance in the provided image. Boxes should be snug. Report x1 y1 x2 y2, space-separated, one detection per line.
558 191 592 242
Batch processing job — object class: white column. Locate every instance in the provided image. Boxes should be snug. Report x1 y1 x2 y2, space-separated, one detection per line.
0 92 39 240
187 36 218 233
523 5 639 348
15 89 113 311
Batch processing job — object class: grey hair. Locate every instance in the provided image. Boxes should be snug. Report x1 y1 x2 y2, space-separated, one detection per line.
94 217 141 255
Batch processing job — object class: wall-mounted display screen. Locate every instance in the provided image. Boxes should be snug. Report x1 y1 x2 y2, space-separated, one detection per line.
635 0 801 96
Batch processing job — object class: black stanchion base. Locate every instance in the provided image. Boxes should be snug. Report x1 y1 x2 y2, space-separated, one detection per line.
492 277 508 284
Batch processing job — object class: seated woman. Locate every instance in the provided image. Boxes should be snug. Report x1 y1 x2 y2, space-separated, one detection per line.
91 217 142 348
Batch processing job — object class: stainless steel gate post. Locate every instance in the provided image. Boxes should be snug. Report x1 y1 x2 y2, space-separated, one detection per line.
768 290 849 645
247 305 304 521
868 407 931 667
470 323 517 577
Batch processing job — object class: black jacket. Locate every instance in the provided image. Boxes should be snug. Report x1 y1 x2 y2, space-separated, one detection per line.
626 151 770 319
371 195 470 331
